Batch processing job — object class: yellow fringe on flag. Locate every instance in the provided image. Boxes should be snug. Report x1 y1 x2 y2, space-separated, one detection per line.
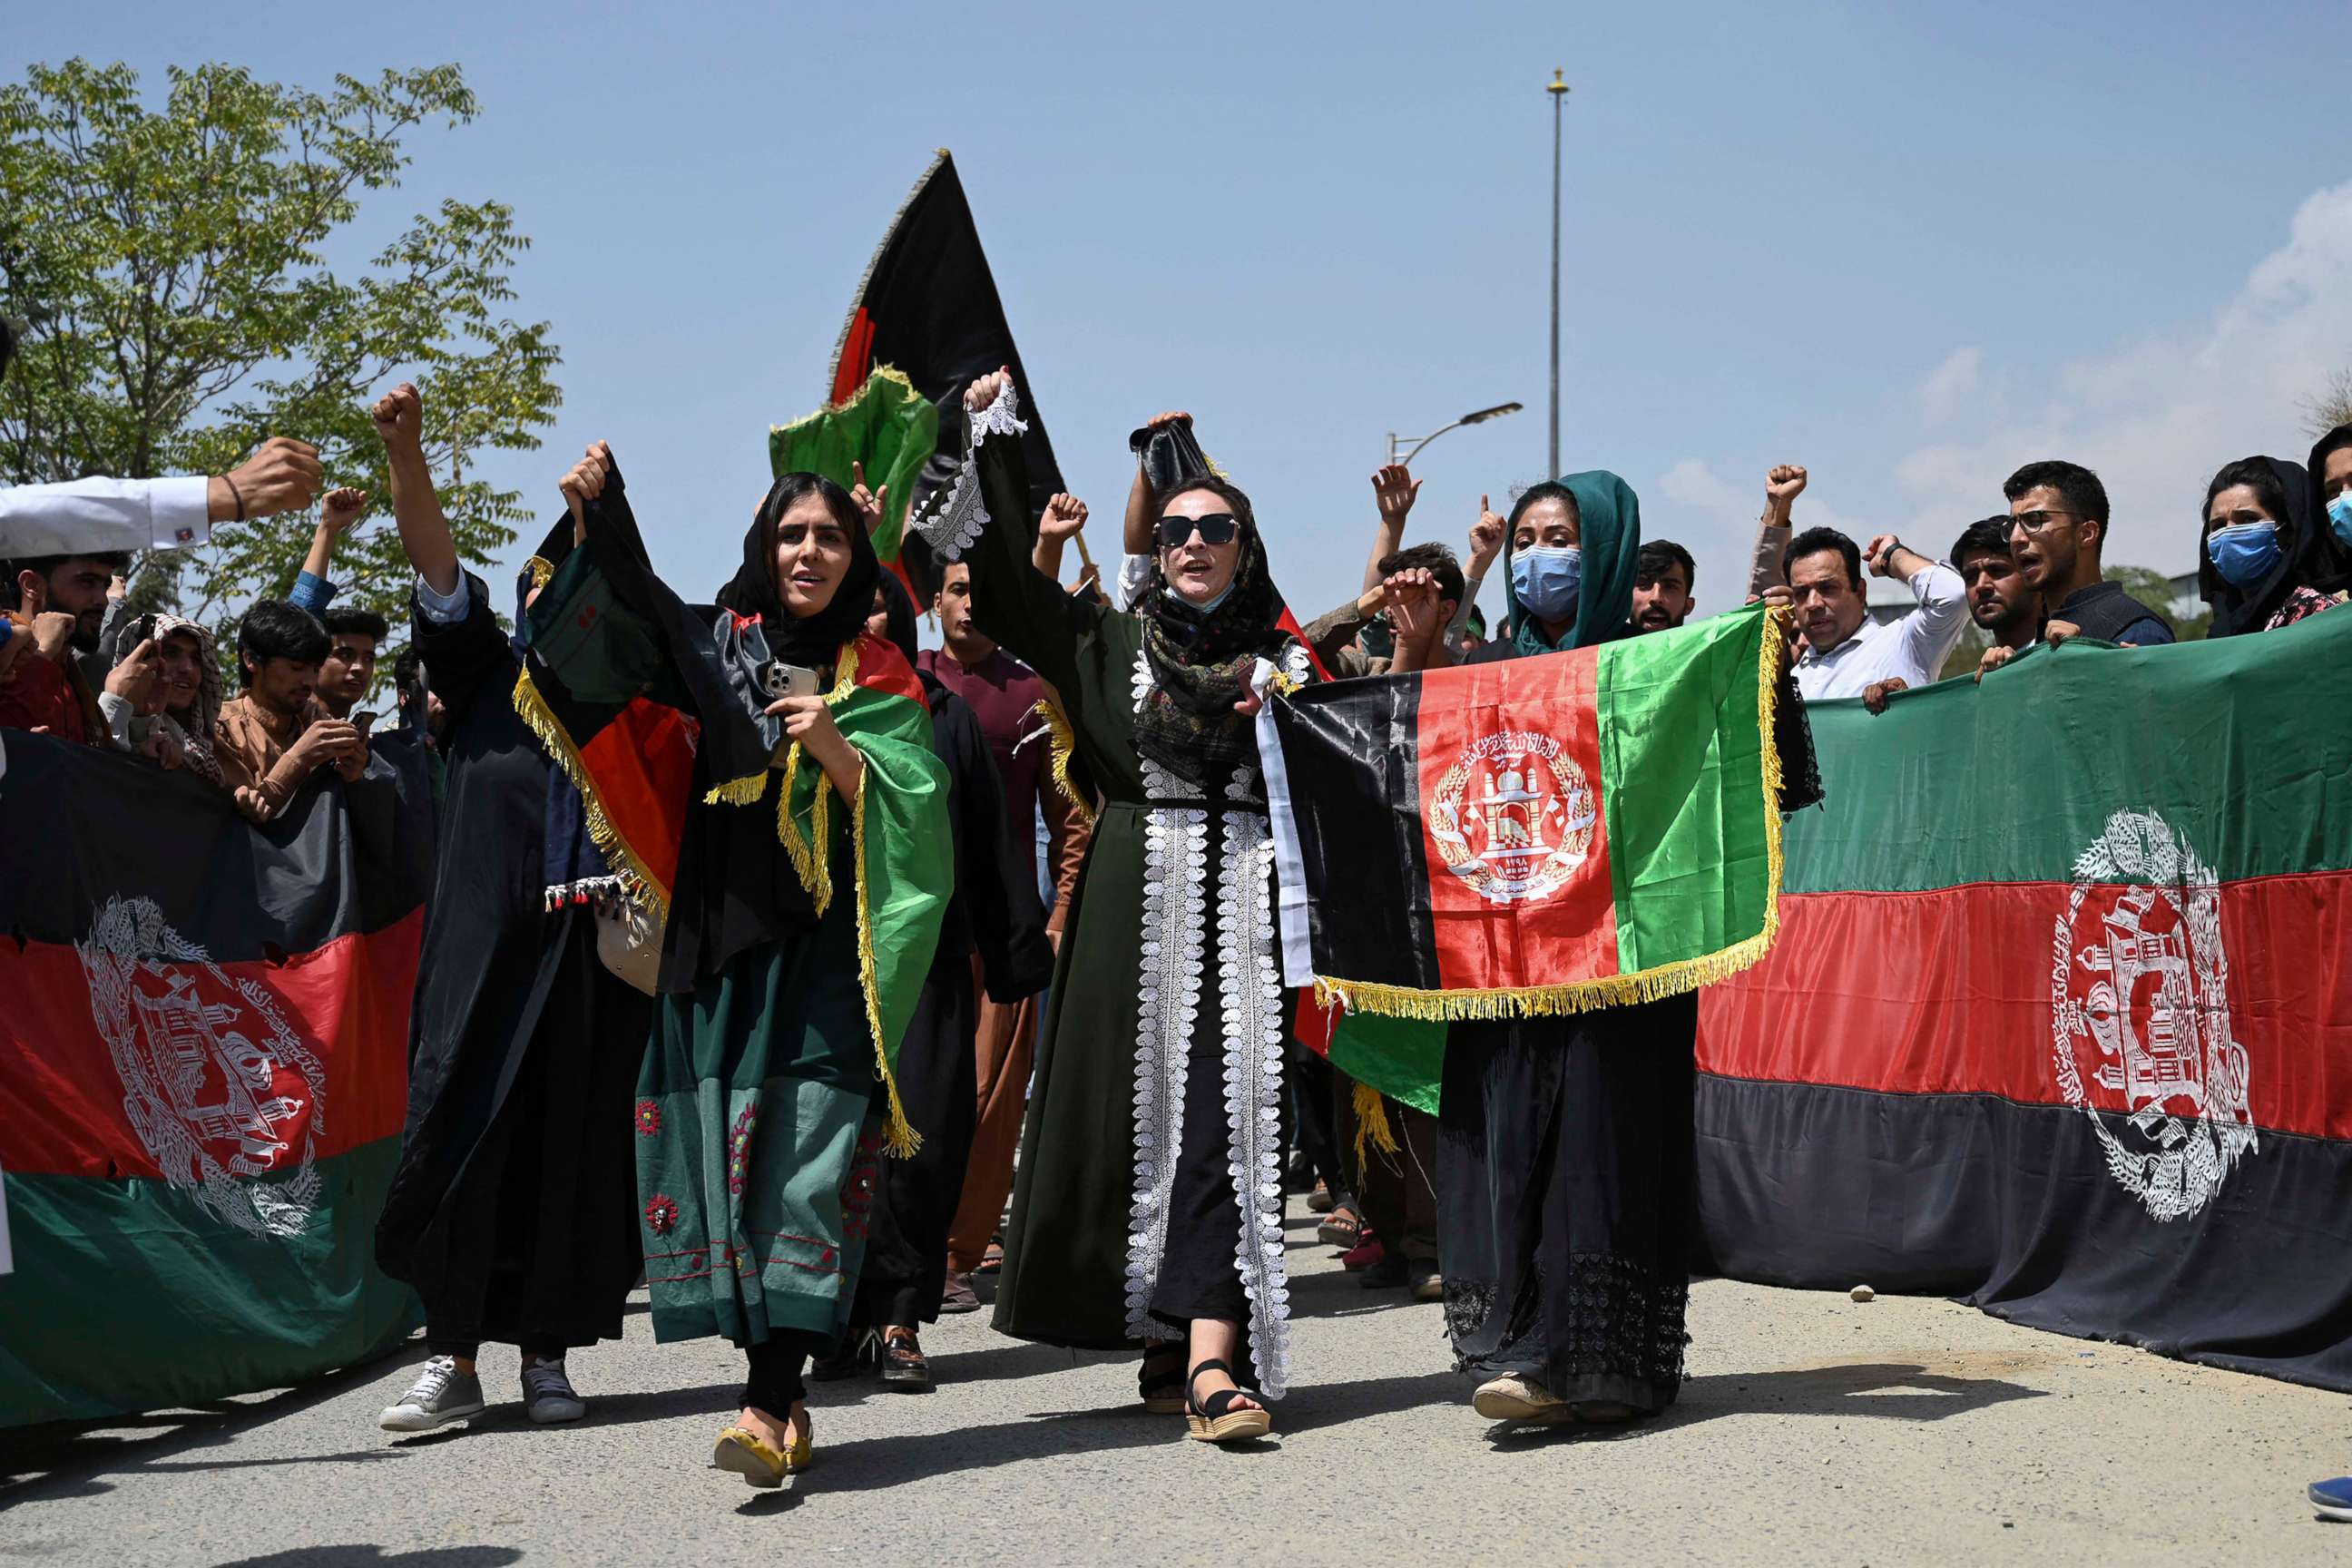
1312 605 1794 1023
524 555 554 593
769 363 922 440
850 768 920 1158
510 665 671 919
773 643 864 916
1350 1080 1399 1172
1028 699 1096 828
703 772 769 807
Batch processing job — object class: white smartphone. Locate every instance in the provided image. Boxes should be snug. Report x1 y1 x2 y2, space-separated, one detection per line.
760 661 820 701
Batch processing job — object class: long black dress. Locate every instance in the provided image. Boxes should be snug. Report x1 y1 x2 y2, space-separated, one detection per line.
374 575 652 1353
849 678 1051 1329
1432 469 1818 1416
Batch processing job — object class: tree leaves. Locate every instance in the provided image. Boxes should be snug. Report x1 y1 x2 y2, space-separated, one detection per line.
0 60 556 685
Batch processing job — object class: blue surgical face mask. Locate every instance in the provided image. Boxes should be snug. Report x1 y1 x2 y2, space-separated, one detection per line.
2205 520 2282 588
1511 544 1583 622
2328 491 2352 550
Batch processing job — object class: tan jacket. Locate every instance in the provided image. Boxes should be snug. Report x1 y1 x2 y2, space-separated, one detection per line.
214 693 366 823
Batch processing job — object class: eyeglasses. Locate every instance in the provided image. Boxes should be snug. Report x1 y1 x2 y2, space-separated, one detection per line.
2011 509 2082 534
1153 513 1240 551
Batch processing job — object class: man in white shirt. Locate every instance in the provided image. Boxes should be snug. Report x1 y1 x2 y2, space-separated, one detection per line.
0 436 324 559
1784 525 1969 701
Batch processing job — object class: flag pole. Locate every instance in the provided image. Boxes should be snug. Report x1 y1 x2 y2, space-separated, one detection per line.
1548 68 1570 479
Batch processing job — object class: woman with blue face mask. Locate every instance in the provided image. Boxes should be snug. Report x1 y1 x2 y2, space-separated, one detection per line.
2197 455 2347 637
1426 471 1819 1434
2305 423 2352 593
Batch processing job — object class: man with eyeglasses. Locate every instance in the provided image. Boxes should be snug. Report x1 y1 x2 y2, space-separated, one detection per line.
2000 460 2173 648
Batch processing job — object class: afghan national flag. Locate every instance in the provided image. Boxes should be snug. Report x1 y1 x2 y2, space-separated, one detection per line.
771 366 940 564
828 151 1065 540
0 730 432 1425
1263 603 1790 1078
1695 607 2352 1392
514 480 952 1155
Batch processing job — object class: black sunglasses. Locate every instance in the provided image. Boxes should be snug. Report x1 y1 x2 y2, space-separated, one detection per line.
1154 513 1240 550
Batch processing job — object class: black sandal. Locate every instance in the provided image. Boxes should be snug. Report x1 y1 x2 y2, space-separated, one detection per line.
1139 1341 1186 1414
1184 1358 1272 1445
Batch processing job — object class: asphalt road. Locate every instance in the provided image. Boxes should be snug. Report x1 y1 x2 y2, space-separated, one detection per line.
5 1211 2348 1567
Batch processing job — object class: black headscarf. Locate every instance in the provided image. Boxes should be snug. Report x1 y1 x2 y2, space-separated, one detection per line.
1134 476 1296 789
716 472 877 672
663 471 878 983
870 563 924 671
2198 456 2319 638
2305 424 2352 597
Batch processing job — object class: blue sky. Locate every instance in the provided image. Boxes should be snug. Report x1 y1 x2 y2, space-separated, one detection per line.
15 0 2352 626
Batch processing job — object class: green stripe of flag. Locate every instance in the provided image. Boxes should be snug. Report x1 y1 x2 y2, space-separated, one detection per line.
1780 607 2352 894
1594 604 1776 978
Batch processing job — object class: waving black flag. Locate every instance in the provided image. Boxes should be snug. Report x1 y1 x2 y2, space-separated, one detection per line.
829 150 1065 589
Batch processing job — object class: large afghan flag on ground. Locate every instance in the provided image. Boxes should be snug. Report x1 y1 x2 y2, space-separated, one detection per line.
1695 607 2352 1392
0 730 431 1425
827 151 1066 552
1262 603 1790 1105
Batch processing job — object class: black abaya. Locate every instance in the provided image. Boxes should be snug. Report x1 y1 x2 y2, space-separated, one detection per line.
850 682 1050 1329
1436 995 1698 1412
374 576 652 1350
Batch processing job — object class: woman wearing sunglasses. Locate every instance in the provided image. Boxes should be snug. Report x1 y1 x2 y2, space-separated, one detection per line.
907 369 1312 1446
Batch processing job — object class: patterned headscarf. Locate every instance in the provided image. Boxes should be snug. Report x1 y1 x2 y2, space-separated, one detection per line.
126 614 225 783
1134 479 1296 789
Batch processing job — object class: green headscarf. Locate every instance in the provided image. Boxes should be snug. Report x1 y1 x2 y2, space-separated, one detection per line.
1504 468 1642 656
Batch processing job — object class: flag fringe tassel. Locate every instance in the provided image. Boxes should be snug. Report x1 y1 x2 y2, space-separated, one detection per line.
850 767 920 1158
1030 699 1096 828
1350 1080 1399 1171
511 666 671 921
1311 605 1794 1023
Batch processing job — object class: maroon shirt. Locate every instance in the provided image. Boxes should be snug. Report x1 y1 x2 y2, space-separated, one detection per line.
918 645 1053 878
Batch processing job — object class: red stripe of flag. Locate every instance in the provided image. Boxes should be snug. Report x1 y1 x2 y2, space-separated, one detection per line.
0 912 421 1179
1698 873 2352 1142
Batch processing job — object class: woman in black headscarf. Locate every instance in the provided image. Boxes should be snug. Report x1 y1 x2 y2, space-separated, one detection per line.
2197 455 2349 636
517 455 951 1486
906 369 1312 1444
813 573 1051 1391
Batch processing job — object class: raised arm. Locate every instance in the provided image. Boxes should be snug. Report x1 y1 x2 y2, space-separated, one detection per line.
1746 465 1807 600
1446 495 1505 641
1031 492 1090 582
905 369 1107 698
291 487 368 614
1360 464 1421 593
371 383 460 598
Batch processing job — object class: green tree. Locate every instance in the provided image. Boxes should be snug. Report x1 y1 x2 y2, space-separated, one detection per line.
2111 563 2207 641
0 59 559 670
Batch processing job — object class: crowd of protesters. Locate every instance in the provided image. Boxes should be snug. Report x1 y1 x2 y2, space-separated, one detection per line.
4 303 2348 1490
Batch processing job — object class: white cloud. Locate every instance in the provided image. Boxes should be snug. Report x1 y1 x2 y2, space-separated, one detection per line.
1917 347 1984 426
1890 180 2352 574
1654 456 1878 615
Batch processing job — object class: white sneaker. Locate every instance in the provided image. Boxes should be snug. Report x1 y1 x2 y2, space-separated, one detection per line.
379 1355 486 1432
522 1356 586 1424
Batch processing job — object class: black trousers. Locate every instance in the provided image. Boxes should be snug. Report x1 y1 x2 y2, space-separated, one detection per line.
850 955 981 1328
1144 1006 1255 1338
741 1330 836 1414
1435 994 1698 1413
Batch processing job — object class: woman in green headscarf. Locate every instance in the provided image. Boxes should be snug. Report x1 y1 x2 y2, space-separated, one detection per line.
1430 471 1700 1430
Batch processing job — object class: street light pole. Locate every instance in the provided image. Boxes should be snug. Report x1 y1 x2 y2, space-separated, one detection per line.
1386 402 1524 468
1548 68 1570 479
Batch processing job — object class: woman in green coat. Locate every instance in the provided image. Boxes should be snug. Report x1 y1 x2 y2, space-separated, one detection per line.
518 453 950 1485
908 370 1311 1443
